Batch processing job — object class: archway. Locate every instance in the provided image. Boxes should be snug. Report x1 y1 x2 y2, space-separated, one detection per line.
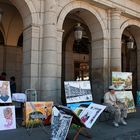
0 0 39 92
121 25 140 102
57 1 108 103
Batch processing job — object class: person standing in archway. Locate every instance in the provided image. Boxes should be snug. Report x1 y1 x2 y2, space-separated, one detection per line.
10 76 16 94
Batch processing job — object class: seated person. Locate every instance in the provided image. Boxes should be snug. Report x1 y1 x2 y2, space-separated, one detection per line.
103 85 127 127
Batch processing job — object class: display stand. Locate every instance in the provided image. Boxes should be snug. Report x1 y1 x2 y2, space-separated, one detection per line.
112 72 136 113
12 93 27 128
24 101 54 136
56 105 92 140
26 102 48 135
0 81 16 131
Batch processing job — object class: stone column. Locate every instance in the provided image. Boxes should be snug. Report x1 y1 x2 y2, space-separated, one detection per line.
56 29 64 104
41 0 58 102
22 25 40 91
110 9 122 72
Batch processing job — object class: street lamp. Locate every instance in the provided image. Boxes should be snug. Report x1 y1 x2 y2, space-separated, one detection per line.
74 23 83 42
127 36 134 49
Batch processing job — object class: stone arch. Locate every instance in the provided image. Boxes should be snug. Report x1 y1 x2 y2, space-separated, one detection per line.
121 19 140 96
57 1 107 39
2 0 40 91
9 0 39 28
120 19 140 35
57 1 109 103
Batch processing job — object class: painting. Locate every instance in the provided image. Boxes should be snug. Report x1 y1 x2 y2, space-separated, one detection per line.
24 101 53 127
51 107 72 140
79 103 106 128
67 102 92 116
0 106 16 130
0 81 12 103
115 91 136 113
112 72 132 90
64 81 93 103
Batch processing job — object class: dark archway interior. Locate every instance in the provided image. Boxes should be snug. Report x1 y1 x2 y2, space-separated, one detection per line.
121 26 137 102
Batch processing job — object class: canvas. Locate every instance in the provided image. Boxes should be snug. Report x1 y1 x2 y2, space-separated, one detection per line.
112 72 132 90
64 81 93 103
24 101 53 127
115 91 136 113
0 106 16 131
67 102 92 116
51 107 72 140
79 103 106 128
0 81 12 103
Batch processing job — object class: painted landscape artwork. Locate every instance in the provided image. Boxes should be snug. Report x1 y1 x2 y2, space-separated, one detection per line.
115 91 136 113
0 81 12 103
0 106 16 131
24 101 53 126
112 72 132 90
64 81 93 103
51 107 72 140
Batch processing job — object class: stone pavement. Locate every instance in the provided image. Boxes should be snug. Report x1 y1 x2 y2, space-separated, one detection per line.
0 107 140 140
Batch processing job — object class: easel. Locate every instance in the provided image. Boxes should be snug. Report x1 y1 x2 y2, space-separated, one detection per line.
73 127 92 140
56 105 92 140
26 102 48 135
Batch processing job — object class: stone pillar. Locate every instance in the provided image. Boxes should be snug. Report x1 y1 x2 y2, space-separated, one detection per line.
56 29 64 104
41 0 58 102
22 25 40 92
110 9 122 72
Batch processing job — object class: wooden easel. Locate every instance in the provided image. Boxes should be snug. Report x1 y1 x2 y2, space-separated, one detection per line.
56 105 92 140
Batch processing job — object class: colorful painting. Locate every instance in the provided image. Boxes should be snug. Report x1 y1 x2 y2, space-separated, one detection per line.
67 102 92 116
115 91 136 113
0 106 16 130
0 81 12 103
51 107 72 140
79 103 106 128
112 72 132 90
64 81 93 103
24 101 53 127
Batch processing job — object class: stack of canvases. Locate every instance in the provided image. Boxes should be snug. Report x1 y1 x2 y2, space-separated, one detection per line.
0 80 16 131
112 72 136 113
50 81 106 140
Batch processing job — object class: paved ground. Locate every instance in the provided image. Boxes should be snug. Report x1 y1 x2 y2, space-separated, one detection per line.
0 107 140 140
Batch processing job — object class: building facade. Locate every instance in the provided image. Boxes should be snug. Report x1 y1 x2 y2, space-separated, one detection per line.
0 0 140 103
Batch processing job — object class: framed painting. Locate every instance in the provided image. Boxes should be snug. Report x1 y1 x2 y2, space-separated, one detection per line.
0 81 12 103
112 72 132 90
115 91 136 113
0 106 16 130
64 81 93 103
